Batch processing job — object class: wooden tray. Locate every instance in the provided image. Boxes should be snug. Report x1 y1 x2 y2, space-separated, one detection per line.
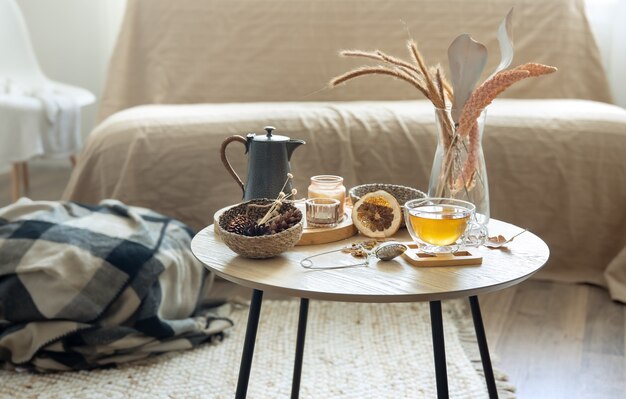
402 244 482 267
212 203 357 246
297 208 357 246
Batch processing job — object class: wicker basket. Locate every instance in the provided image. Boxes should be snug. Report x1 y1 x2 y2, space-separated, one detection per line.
217 199 303 259
349 184 426 226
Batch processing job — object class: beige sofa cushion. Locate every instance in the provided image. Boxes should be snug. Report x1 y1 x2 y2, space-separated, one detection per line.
99 0 612 120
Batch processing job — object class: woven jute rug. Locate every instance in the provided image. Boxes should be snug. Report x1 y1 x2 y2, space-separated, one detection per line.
1 300 515 398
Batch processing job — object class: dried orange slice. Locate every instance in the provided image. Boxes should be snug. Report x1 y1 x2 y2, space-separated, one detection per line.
351 190 401 238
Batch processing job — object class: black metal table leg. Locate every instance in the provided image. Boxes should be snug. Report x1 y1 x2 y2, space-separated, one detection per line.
291 298 309 399
469 295 498 398
430 300 449 399
236 289 264 399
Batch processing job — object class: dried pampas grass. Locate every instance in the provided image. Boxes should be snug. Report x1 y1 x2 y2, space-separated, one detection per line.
330 41 451 109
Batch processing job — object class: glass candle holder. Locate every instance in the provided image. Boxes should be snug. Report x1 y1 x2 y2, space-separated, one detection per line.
307 175 346 217
305 198 341 228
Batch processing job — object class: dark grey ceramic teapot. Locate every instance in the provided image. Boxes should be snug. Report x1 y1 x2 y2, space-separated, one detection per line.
220 126 305 200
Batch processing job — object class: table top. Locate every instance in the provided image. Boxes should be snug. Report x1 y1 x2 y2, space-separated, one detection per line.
191 219 549 302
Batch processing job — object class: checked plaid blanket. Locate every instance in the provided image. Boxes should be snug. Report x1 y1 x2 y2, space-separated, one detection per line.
0 199 232 372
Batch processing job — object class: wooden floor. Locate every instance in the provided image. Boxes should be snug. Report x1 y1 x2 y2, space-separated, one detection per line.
0 162 72 206
1 165 624 399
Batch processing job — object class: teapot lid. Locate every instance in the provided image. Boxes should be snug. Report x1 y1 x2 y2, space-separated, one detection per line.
248 126 290 142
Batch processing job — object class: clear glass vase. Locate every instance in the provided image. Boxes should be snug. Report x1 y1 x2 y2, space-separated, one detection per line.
427 107 490 229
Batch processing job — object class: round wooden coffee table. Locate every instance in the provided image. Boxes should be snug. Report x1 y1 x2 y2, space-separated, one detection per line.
191 219 549 399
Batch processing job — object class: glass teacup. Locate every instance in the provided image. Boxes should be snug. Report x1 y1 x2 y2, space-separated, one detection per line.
404 198 484 254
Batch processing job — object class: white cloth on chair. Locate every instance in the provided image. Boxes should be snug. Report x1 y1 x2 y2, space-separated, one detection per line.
35 88 81 157
0 80 80 163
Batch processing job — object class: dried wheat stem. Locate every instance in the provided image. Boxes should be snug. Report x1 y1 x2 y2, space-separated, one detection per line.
399 66 427 86
332 43 452 110
435 105 454 150
339 50 385 63
340 50 422 76
408 41 444 108
455 122 480 190
375 50 422 75
434 133 460 197
443 80 454 102
435 68 446 107
433 66 454 150
330 66 431 100
340 49 428 90
434 65 454 102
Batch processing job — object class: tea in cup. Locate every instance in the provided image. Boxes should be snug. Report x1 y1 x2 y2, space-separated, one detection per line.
404 198 476 253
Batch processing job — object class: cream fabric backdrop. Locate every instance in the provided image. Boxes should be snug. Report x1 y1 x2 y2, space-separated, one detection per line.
99 0 612 120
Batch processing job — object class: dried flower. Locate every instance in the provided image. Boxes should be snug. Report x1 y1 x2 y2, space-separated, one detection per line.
258 173 298 226
459 64 556 138
408 40 445 108
450 64 556 190
331 66 431 100
329 26 557 198
513 62 558 77
330 42 451 111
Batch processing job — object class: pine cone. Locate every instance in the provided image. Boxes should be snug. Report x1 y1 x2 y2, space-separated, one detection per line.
268 208 302 234
226 214 254 235
244 223 270 237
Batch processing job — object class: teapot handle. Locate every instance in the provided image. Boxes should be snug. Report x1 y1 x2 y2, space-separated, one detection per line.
220 135 247 195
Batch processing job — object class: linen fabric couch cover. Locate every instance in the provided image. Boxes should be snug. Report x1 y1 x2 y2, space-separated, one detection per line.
64 0 626 301
98 0 612 120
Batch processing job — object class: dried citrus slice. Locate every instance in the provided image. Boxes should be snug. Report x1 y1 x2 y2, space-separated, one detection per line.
351 190 401 238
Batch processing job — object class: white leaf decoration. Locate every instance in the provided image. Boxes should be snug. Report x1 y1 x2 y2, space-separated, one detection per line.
487 7 515 80
447 34 488 124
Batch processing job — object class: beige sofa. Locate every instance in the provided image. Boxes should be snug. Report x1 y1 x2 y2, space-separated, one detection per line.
64 0 626 302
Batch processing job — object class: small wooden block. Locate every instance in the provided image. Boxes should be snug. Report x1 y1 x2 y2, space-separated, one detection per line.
297 202 357 245
402 244 482 267
297 220 357 246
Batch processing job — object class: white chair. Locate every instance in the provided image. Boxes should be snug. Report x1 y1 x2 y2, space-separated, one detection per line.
0 0 95 202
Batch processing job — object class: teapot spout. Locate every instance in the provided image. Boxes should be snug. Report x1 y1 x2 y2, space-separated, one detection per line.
286 139 306 160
